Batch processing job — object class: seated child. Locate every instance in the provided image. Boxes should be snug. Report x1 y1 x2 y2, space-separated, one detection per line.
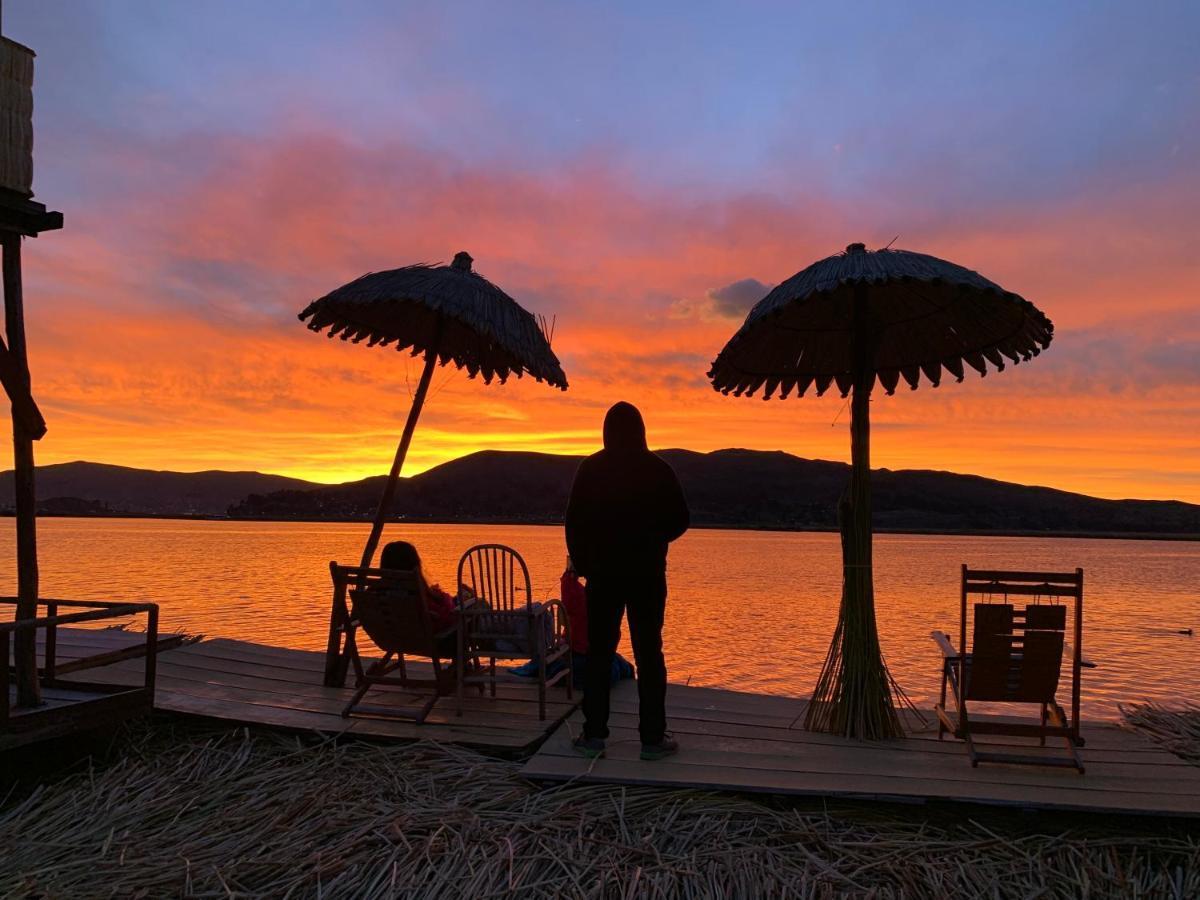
378 540 458 632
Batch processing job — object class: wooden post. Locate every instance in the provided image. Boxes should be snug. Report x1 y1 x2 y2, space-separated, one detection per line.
3 231 40 707
357 329 443 569
1072 567 1083 739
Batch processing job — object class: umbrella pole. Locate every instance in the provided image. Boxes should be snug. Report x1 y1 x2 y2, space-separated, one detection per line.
805 282 902 739
358 340 442 569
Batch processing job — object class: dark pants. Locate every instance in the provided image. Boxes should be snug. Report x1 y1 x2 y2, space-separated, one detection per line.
582 572 667 744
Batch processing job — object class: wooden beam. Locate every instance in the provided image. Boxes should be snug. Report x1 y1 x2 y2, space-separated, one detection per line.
2 231 40 707
0 190 63 237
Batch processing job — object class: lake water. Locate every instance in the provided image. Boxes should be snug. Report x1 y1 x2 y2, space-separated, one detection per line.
4 519 1197 719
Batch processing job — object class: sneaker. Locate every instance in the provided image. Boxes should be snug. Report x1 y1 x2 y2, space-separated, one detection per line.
572 734 606 758
640 734 679 761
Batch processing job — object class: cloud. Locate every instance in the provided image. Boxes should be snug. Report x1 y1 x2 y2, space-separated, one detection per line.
10 123 1200 500
671 277 775 321
706 277 774 317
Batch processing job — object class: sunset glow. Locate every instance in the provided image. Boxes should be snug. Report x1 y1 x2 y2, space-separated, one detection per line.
7 2 1198 500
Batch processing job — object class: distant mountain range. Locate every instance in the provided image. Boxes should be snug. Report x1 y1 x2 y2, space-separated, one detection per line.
0 461 316 517
4 452 1196 538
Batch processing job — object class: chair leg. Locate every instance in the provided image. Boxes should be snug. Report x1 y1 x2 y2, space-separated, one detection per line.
537 647 546 721
455 654 465 718
343 651 396 718
1040 703 1049 746
455 626 466 717
954 678 977 766
413 690 439 725
347 629 365 685
937 663 949 740
489 658 496 697
341 680 372 717
1049 701 1085 773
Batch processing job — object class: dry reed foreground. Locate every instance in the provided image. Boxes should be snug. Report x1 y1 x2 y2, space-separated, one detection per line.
0 709 1197 899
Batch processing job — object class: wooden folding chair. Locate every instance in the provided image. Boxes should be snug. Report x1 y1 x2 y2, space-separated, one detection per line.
335 564 472 723
455 544 572 720
933 566 1091 773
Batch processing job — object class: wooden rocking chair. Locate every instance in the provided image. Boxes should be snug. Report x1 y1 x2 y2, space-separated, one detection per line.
335 563 475 724
455 544 572 720
933 566 1090 773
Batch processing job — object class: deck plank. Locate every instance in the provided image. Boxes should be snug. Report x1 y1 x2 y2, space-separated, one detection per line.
5 626 187 670
59 635 578 752
522 681 1200 818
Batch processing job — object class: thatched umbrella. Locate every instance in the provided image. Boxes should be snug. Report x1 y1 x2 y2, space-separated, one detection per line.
708 243 1053 739
299 251 567 571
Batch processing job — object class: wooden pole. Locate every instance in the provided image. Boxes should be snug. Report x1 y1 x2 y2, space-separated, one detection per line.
3 232 40 707
357 327 444 569
804 279 901 739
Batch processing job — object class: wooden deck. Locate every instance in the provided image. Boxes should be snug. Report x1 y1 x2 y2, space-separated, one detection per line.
3 682 153 751
4 625 188 674
23 632 1199 817
64 636 577 753
521 680 1200 818
2 626 184 752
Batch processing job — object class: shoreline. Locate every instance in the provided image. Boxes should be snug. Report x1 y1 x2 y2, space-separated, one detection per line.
6 511 1198 542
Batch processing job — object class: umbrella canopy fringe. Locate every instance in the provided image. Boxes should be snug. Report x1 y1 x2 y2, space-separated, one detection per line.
708 245 1053 397
299 259 568 390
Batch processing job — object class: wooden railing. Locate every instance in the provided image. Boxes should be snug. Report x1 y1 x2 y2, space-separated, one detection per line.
1 597 159 725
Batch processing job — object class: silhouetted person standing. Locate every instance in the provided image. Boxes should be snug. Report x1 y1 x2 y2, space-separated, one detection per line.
566 402 690 760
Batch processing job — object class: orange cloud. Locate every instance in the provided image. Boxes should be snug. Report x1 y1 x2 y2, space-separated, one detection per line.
11 130 1200 503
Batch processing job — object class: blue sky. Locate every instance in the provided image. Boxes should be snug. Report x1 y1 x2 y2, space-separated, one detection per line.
14 1 1197 205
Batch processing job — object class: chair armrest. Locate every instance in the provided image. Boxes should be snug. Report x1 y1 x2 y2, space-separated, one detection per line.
931 631 959 659
1066 644 1097 668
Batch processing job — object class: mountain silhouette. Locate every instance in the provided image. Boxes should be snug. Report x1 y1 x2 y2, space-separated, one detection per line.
3 453 1197 536
226 449 1200 537
0 461 319 517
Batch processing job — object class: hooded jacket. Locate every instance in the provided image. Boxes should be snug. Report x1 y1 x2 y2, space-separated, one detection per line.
565 402 690 579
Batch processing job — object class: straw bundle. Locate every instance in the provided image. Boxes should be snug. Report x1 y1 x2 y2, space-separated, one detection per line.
1121 702 1200 763
299 253 567 389
2 722 1196 898
0 38 34 197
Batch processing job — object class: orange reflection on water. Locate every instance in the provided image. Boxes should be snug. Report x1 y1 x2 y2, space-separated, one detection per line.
8 518 1197 720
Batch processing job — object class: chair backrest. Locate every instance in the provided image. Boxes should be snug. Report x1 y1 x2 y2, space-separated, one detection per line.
457 544 532 613
961 567 1081 704
336 565 440 657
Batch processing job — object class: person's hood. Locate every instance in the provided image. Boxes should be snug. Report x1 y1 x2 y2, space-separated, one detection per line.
602 401 648 454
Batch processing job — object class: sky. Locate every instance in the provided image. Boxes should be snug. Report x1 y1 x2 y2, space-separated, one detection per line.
4 1 1199 501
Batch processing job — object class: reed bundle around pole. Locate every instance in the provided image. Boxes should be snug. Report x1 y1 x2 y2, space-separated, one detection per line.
803 283 902 739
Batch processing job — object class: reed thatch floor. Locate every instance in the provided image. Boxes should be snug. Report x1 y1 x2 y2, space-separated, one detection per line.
2 719 1198 898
